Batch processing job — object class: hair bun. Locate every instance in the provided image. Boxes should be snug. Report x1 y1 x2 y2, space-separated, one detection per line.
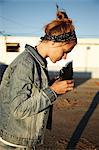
57 11 68 20
56 11 72 25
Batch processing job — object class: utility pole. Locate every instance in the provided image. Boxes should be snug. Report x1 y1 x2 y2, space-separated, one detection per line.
0 31 11 43
0 31 7 44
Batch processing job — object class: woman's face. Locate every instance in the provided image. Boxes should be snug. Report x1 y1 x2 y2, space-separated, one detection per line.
48 41 76 63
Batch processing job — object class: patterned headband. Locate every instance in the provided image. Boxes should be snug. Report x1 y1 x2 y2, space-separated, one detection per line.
40 30 77 42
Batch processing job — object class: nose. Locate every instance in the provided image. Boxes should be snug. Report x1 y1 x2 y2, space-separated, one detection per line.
62 53 67 59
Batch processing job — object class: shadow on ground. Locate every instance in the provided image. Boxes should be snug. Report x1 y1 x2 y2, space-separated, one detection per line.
66 91 99 150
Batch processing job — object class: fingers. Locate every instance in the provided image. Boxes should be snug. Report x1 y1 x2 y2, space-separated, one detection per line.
67 82 74 87
66 80 74 84
66 80 74 91
50 79 74 94
60 80 74 92
67 85 73 91
55 79 74 89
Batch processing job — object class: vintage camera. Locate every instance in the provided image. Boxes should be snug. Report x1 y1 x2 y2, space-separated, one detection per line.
48 61 73 86
59 61 73 80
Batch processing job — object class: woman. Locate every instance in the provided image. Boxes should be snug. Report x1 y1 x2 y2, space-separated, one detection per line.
0 9 77 150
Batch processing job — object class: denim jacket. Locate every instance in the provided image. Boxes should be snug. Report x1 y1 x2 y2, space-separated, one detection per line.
0 44 57 147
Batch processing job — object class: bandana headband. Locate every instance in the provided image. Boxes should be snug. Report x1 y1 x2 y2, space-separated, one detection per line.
40 30 77 42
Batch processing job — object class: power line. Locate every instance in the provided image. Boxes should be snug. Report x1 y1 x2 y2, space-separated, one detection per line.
0 15 34 29
0 16 99 38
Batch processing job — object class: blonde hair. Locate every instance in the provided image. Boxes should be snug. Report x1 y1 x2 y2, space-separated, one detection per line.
44 11 75 36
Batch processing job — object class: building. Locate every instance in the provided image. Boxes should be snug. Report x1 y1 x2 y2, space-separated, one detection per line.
0 36 99 78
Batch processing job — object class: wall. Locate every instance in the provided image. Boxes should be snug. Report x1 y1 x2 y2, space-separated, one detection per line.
0 36 99 78
0 36 40 64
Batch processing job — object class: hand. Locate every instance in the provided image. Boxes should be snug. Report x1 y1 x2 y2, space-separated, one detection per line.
50 79 74 95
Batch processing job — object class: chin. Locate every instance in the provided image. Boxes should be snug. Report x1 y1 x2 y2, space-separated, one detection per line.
52 60 56 63
50 58 61 63
52 60 58 63
53 59 61 63
50 58 56 63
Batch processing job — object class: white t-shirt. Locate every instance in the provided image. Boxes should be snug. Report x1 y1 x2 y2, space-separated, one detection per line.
0 137 26 148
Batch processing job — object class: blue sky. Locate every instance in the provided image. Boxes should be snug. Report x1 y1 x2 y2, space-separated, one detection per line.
0 0 99 38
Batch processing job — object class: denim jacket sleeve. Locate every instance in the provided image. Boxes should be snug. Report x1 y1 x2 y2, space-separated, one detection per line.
10 59 57 119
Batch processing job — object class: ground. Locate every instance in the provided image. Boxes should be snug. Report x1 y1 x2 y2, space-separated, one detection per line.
38 78 99 150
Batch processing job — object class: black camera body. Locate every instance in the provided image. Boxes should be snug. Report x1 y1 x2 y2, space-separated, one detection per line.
59 61 73 80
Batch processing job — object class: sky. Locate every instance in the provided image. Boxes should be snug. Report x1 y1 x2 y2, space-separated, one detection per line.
0 0 99 38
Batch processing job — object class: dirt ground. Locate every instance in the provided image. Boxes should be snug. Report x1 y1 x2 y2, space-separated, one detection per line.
38 78 99 150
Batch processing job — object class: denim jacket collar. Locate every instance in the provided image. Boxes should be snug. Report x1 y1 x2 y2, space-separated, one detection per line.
25 44 47 68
